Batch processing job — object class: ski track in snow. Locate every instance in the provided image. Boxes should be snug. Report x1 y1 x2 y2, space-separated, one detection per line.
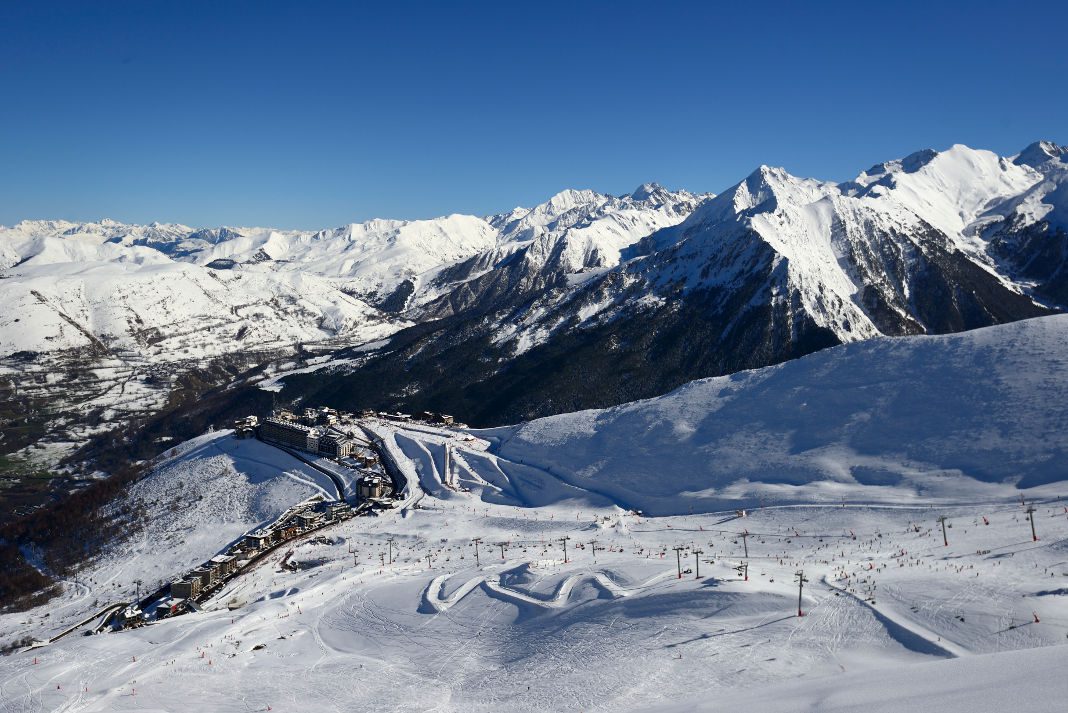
422 568 676 614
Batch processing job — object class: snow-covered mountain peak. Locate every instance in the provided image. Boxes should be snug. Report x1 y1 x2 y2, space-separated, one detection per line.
596 143 1057 356
980 153 1068 239
676 165 829 232
11 219 78 236
630 182 666 201
847 143 1042 240
854 144 1024 187
1014 140 1068 169
486 206 529 230
185 226 245 245
859 148 938 179
487 189 614 245
545 187 603 209
736 165 830 212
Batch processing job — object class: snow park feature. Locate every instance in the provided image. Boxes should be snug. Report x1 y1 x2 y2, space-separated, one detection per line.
2 315 1068 711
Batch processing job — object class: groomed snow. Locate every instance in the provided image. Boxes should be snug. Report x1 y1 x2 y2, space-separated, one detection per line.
654 643 1068 713
2 449 1066 711
485 315 1068 515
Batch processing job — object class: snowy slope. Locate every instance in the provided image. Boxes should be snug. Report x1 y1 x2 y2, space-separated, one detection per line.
657 644 1068 713
847 144 1042 253
0 258 399 359
96 432 338 589
0 431 338 650
483 315 1068 515
978 142 1068 305
2 424 1067 711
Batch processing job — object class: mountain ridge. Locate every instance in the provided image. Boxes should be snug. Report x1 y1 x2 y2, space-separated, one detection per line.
2 140 1066 463
277 140 1065 426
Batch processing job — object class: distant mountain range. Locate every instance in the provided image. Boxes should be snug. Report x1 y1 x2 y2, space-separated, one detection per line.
1 141 1066 438
280 141 1068 424
0 184 705 361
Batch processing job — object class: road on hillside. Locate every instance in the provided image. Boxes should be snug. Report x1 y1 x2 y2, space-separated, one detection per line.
357 424 409 498
260 443 346 501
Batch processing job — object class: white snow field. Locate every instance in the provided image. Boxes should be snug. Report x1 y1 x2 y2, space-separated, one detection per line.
1 460 1066 712
656 642 1068 713
486 314 1068 515
2 317 1068 711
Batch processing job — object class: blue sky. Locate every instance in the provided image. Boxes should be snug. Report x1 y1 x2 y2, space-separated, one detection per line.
2 1 1065 228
